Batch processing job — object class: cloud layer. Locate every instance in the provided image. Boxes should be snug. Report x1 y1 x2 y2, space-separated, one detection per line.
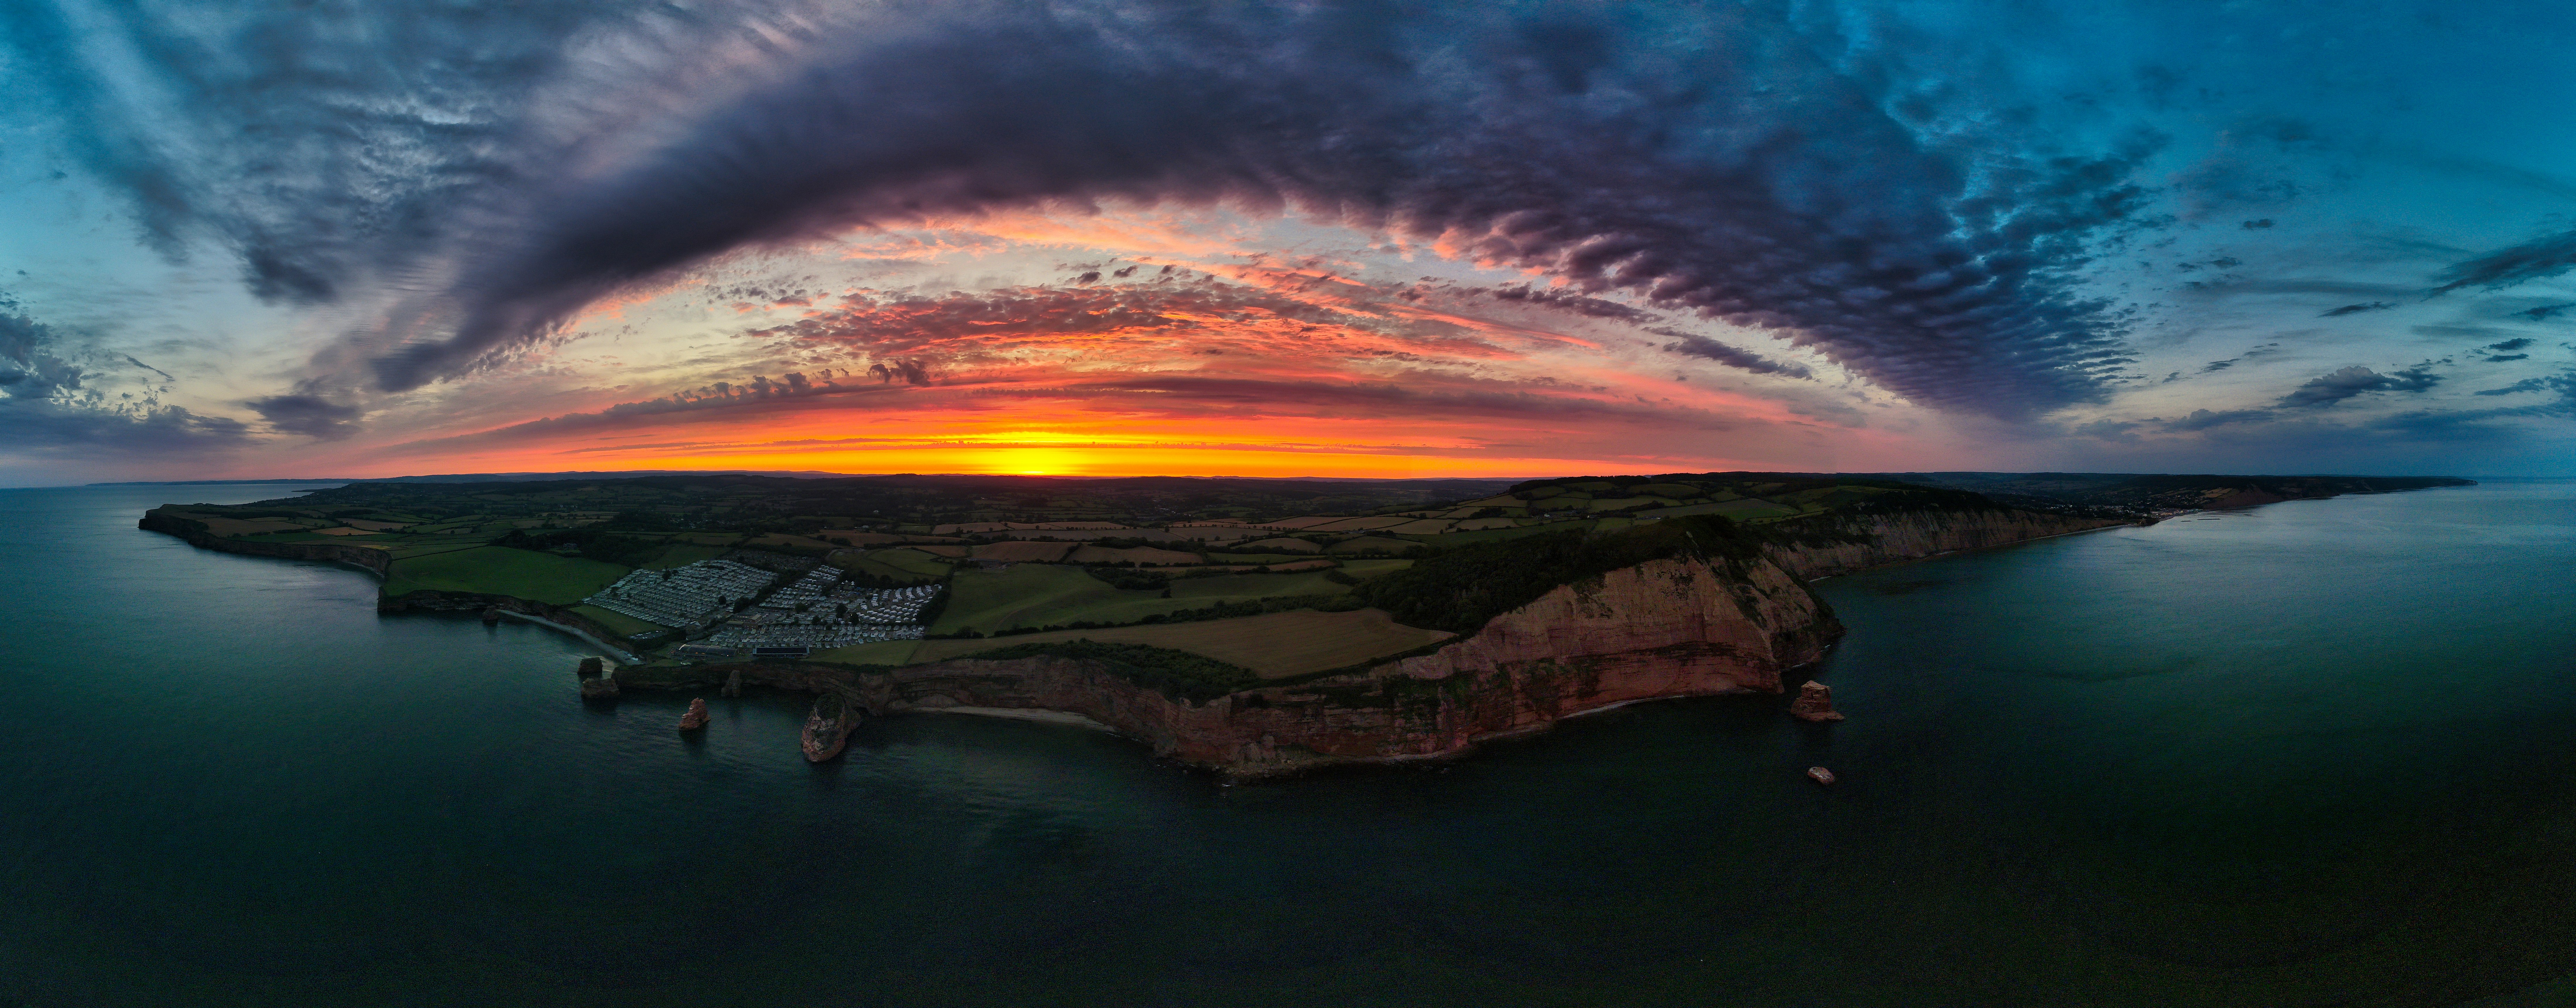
13 0 2161 418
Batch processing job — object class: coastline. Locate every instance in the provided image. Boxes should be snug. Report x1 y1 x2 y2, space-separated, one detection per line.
136 485 2469 778
492 609 642 665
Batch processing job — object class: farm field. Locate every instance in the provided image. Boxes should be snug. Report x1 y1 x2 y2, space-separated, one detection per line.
1067 544 1202 565
930 563 1188 634
567 604 670 637
380 546 628 605
643 543 730 569
971 541 1074 563
1166 568 1344 601
1324 535 1419 554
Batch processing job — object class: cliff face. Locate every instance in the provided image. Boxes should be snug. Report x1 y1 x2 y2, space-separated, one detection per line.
1766 509 2125 580
631 552 1840 778
138 509 393 576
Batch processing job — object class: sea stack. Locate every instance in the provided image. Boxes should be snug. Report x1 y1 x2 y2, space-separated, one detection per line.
678 698 710 731
479 607 502 625
801 694 859 762
721 668 743 698
1789 680 1845 722
576 657 617 700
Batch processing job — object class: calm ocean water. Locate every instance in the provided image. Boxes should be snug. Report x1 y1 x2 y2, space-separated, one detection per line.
2 480 2572 1007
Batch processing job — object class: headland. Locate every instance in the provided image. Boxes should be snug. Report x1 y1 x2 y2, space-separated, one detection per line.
137 470 2470 776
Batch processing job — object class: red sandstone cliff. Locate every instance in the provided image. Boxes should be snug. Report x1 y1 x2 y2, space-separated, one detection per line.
629 552 1839 778
1764 509 2125 580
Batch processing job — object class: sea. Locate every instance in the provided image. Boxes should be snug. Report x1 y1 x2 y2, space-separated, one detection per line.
1 479 2571 1007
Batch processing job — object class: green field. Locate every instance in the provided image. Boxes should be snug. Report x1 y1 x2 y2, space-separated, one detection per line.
1336 558 1415 579
930 564 1180 635
844 547 952 584
568 604 671 637
643 543 729 569
385 539 501 560
1168 569 1345 601
1419 520 1595 546
381 546 629 605
812 639 920 665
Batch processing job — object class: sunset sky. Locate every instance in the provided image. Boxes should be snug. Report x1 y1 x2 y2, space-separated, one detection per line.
4 1 2574 486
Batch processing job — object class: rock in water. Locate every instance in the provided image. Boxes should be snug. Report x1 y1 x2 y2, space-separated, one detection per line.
721 668 742 698
1789 680 1845 722
678 698 710 731
479 607 501 624
801 694 859 762
579 674 620 701
1807 767 1836 786
576 656 604 679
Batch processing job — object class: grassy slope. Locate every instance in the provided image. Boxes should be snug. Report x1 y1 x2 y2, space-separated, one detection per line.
930 564 1176 634
381 546 629 605
930 563 1374 635
567 604 670 636
643 543 730 569
1167 569 1345 601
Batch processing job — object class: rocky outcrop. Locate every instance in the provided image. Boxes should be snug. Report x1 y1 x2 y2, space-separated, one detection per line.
1766 509 2126 580
137 509 393 576
678 698 710 731
577 656 618 700
801 695 858 761
1789 680 1843 721
626 550 1839 778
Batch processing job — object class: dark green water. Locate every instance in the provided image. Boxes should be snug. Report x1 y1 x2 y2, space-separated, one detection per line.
3 481 2573 1007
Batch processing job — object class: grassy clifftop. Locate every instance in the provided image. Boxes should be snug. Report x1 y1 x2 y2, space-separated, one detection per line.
1352 514 1797 635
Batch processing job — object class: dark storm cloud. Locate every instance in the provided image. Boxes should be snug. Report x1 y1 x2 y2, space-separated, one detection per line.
1472 285 1660 323
2434 230 2576 294
2199 342 2280 373
1652 330 1813 379
2319 301 2394 317
2475 373 2576 399
0 1 628 303
2163 408 2273 431
2276 364 2443 408
0 304 250 455
15 1 2165 419
245 393 363 440
2485 338 2534 352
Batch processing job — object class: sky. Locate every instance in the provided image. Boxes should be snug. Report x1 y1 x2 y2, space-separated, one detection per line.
3 0 2574 486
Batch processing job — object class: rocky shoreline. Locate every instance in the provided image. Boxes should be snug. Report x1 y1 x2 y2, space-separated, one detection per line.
626 509 2129 778
143 503 2127 779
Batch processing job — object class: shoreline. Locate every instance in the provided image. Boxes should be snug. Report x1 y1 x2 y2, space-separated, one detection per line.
493 610 642 665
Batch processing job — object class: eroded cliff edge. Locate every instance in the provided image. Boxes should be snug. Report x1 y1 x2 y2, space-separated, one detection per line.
632 517 1874 778
1764 508 2127 580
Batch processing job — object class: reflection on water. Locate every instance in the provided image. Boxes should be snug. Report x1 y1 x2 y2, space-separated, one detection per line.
1 481 2572 1006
